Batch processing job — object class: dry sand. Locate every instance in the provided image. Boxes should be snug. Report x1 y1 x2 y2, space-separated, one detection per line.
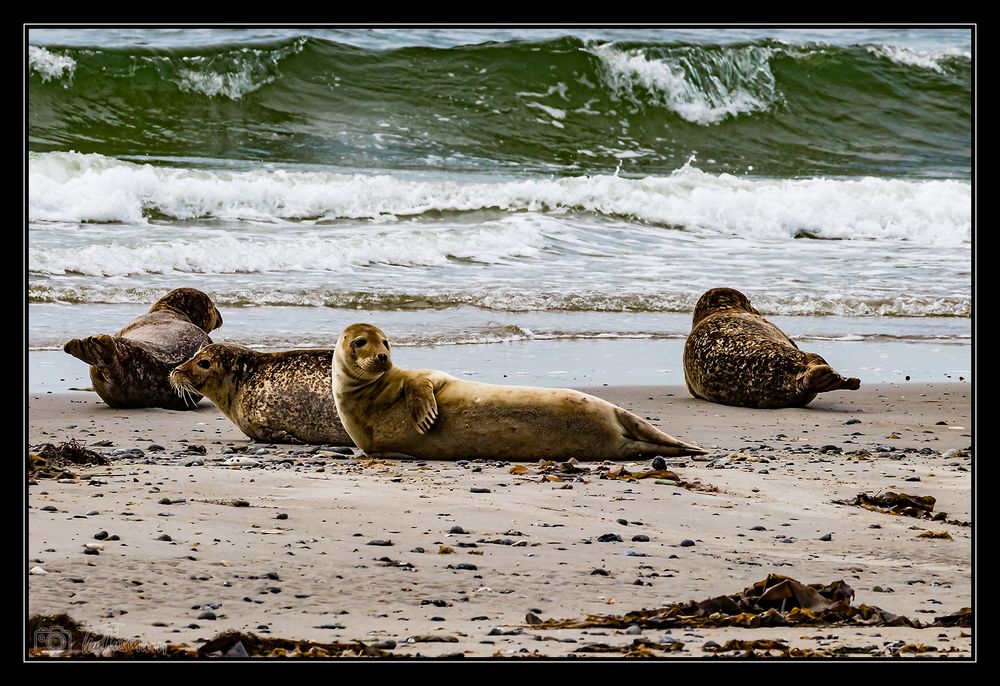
27 384 972 658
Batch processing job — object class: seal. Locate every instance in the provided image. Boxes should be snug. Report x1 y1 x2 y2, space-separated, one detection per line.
683 288 861 409
169 343 354 445
63 287 223 410
332 323 706 460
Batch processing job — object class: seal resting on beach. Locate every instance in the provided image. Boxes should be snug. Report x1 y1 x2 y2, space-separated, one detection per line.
332 322 706 460
683 287 861 409
170 343 353 445
63 288 223 410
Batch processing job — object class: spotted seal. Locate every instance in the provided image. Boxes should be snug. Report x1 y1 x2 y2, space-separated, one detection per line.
63 288 222 410
683 288 861 408
170 343 353 445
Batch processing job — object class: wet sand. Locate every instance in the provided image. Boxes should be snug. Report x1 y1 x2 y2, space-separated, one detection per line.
27 383 972 658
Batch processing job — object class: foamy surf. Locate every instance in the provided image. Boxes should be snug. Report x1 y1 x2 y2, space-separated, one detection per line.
28 152 971 244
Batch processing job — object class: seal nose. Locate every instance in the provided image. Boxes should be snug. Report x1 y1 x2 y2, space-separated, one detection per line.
377 353 388 363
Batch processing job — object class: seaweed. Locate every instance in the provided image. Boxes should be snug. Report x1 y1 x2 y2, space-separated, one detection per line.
533 575 973 631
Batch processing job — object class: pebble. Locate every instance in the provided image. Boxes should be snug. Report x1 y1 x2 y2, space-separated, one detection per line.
94 531 109 540
156 534 172 541
275 513 288 520
631 535 650 542
679 539 696 547
453 563 478 571
616 518 629 526
750 525 767 531
703 640 721 650
85 510 100 516
183 460 204 467
525 612 543 625
597 533 623 543
197 611 217 620
905 476 922 482
430 616 446 622
83 547 99 555
625 625 643 635
651 456 668 470
374 640 396 650
29 566 47 575
819 533 833 541
148 445 164 452
157 498 186 505
264 571 280 580
843 418 861 425
449 526 467 534
40 505 58 512
591 568 610 576
470 487 491 494
367 540 393 546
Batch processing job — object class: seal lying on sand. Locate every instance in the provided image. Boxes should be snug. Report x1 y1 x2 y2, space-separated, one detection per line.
332 323 705 460
683 287 861 409
170 343 353 445
63 288 223 410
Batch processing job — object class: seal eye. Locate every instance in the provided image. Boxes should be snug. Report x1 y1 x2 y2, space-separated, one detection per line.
197 359 211 369
353 338 367 348
383 339 390 349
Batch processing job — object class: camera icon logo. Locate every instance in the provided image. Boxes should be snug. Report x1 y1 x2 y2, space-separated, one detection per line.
33 626 72 652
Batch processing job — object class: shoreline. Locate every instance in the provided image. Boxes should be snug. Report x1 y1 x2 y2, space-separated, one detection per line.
27 384 972 657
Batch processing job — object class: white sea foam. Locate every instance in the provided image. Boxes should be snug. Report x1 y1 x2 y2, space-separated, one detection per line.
175 68 275 99
29 152 971 245
867 45 971 74
28 214 545 277
588 43 778 125
28 46 77 82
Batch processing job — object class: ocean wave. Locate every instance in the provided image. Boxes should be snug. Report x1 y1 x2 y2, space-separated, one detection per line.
867 44 971 74
27 283 970 318
27 36 971 179
28 46 76 83
28 152 971 244
28 215 545 277
589 43 779 125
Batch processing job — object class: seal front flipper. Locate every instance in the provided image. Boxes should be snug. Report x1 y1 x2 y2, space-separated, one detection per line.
64 334 116 366
404 378 438 434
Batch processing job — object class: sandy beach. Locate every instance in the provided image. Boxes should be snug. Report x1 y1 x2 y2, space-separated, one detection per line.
27 383 972 658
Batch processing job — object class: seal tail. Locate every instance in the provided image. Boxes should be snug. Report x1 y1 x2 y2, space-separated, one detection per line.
799 363 861 394
615 407 707 456
64 334 116 366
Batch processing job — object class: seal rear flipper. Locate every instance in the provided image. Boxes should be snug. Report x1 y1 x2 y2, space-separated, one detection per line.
799 363 862 394
64 334 116 366
404 378 438 434
614 407 707 456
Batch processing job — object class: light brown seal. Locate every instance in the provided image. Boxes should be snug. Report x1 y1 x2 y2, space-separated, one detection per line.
63 288 223 410
332 323 705 460
170 343 353 445
683 288 861 409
